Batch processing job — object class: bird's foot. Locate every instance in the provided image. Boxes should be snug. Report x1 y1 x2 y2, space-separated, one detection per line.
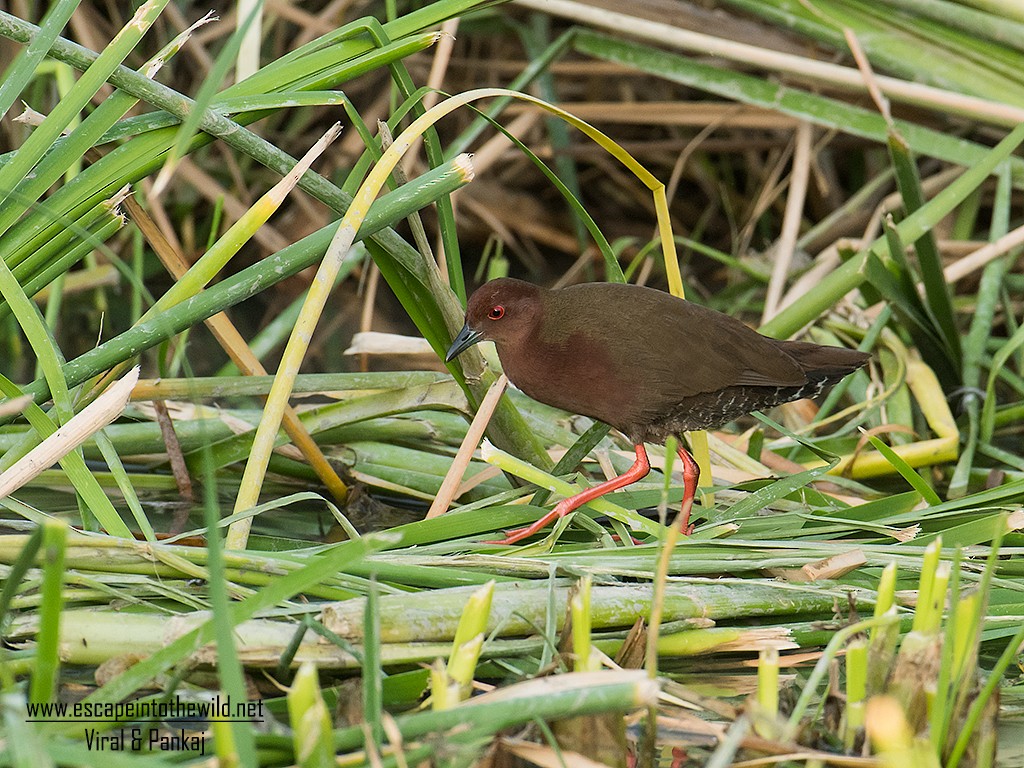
485 516 557 545
485 501 574 545
610 533 645 545
484 527 531 546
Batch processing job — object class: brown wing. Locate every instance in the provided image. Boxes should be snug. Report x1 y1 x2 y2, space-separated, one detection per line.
553 284 806 387
520 284 806 438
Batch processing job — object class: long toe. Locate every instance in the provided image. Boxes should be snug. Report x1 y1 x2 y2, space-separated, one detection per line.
485 525 533 545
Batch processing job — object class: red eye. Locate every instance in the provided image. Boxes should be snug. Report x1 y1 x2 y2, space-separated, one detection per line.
488 305 505 320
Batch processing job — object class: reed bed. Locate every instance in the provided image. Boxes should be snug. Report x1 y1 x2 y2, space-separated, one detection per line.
0 1 1022 766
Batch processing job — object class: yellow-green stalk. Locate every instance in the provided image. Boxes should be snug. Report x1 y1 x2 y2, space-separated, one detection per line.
429 658 460 711
845 639 868 751
571 575 600 672
889 539 947 732
951 592 979 684
867 562 900 694
446 580 494 697
447 635 484 701
288 662 333 768
755 646 780 738
923 562 950 636
211 716 239 768
912 539 943 634
872 563 898 632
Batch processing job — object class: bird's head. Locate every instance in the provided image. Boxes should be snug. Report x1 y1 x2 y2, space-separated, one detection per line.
445 278 543 362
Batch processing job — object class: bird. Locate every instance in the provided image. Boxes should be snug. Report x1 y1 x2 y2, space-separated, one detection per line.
445 278 870 545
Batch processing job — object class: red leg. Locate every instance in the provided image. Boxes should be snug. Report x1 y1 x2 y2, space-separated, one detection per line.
676 444 700 535
489 444 651 545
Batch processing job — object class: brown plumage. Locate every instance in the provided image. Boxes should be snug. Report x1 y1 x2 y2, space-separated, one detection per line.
446 278 870 544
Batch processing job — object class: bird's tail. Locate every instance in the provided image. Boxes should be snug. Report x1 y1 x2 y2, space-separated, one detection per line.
778 340 871 379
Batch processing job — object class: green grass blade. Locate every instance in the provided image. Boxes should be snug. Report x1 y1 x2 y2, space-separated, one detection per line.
886 130 961 372
28 519 67 705
864 433 941 505
362 581 384 748
0 0 170 213
0 0 78 119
